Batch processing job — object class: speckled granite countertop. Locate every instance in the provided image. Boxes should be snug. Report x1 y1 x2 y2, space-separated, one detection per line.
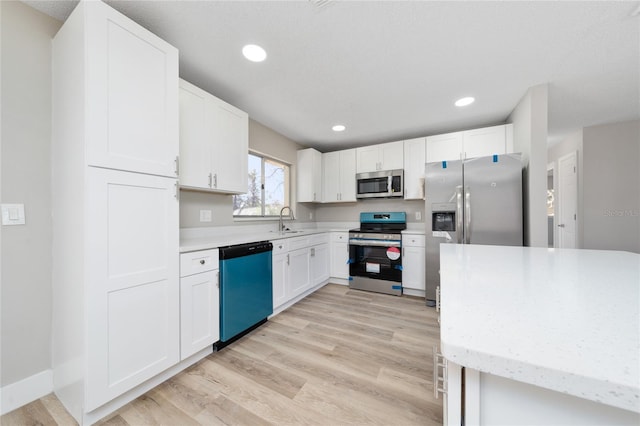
439 244 640 413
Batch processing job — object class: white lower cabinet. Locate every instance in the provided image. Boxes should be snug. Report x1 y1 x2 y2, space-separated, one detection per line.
330 232 350 280
179 249 219 360
272 233 331 313
402 234 425 292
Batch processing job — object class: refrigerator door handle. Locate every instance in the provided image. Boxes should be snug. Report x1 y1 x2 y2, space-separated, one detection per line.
456 186 464 244
465 186 472 244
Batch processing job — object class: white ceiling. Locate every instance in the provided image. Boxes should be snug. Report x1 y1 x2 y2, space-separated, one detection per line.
24 0 640 151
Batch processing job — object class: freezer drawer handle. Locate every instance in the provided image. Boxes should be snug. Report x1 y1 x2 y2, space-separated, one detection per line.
432 346 448 399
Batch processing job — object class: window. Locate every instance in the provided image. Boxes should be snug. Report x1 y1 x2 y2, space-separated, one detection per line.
233 153 290 217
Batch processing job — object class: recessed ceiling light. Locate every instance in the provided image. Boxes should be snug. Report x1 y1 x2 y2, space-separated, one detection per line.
332 124 346 132
242 44 267 62
455 97 475 107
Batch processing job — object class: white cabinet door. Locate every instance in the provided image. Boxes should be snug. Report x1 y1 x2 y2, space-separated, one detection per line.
338 148 357 201
403 137 426 200
180 270 219 360
86 167 179 410
380 141 404 170
288 247 311 298
463 124 507 159
86 2 178 178
402 235 425 291
179 79 248 193
322 149 356 202
272 252 289 310
297 148 322 202
210 96 248 193
179 80 211 188
330 233 349 280
356 141 404 173
311 244 330 285
356 145 380 173
426 132 463 163
322 151 340 202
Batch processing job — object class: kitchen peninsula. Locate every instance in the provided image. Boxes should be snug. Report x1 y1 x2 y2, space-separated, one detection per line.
439 244 639 425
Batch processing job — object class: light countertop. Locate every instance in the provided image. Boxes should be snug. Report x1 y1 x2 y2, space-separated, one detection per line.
439 244 640 413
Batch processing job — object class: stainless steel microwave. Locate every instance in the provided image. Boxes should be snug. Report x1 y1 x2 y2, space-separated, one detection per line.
356 169 404 199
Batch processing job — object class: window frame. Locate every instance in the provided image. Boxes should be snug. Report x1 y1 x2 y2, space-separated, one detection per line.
233 151 291 219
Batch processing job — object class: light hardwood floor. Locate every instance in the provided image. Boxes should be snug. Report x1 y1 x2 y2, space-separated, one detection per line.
1 284 442 425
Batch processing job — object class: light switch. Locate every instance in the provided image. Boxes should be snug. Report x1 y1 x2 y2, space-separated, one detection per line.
1 204 26 226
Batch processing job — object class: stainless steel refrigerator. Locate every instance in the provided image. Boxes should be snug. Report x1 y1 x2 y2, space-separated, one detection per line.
425 153 523 304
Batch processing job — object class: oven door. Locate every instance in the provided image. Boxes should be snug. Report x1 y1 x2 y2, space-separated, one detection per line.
349 239 402 282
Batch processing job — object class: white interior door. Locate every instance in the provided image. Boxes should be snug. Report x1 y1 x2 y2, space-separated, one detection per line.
557 152 578 249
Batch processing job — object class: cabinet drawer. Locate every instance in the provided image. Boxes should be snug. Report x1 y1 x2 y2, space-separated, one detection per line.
331 232 349 243
271 239 289 255
180 249 219 277
310 233 329 245
289 236 311 251
403 235 425 247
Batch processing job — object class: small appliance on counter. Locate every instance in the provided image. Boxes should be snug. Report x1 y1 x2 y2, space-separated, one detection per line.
348 212 406 296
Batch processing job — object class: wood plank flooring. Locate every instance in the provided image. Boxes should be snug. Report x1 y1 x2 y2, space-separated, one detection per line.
1 284 442 425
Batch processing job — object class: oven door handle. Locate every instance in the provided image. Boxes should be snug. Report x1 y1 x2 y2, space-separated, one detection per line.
348 239 401 247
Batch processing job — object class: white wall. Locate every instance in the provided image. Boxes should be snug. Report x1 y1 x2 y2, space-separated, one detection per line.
508 84 548 247
0 1 61 388
581 120 639 253
180 117 315 228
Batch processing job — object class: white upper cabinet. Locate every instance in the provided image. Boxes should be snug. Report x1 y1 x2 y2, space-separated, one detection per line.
322 148 356 202
426 124 514 164
403 137 426 200
297 148 322 202
84 2 178 177
356 141 403 173
179 79 248 194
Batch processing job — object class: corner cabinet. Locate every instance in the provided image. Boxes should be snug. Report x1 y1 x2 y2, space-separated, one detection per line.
179 79 248 194
297 148 323 202
426 124 514 163
356 140 404 173
52 1 180 423
322 149 356 202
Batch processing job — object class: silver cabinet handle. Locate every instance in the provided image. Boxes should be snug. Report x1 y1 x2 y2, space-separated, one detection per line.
200 259 205 265
557 224 565 228
216 271 219 288
175 155 180 176
214 173 218 188
208 173 213 188
286 254 290 265
435 285 441 313
174 182 179 200
432 346 448 399
311 247 315 257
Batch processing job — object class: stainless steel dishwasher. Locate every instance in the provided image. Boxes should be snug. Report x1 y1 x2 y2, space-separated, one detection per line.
216 241 273 349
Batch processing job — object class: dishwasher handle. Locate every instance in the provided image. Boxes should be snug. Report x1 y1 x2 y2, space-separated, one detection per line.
219 241 273 260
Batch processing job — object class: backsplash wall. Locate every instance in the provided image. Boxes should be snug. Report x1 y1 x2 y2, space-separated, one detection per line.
314 198 425 226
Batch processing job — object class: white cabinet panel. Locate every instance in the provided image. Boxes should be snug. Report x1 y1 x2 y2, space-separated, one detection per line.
180 270 219 360
330 232 349 280
322 149 356 202
402 236 425 291
179 79 248 193
311 244 330 285
463 124 507 159
272 252 289 310
426 132 463 163
297 148 322 202
403 137 426 200
289 247 311 298
356 141 403 173
86 168 179 410
86 2 178 178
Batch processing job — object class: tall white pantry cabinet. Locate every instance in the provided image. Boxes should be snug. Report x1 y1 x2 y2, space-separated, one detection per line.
52 1 179 424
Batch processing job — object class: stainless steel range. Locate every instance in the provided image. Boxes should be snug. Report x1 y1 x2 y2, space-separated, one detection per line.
349 212 406 296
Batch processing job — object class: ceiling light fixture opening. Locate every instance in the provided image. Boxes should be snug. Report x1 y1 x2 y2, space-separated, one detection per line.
242 44 267 62
332 124 346 132
455 97 475 107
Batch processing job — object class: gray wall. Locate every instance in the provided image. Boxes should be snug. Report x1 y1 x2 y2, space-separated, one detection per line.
180 118 315 228
508 84 548 247
1 1 61 387
581 120 639 253
315 199 424 225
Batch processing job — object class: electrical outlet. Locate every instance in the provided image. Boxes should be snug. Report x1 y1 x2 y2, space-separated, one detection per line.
199 210 212 222
415 211 422 221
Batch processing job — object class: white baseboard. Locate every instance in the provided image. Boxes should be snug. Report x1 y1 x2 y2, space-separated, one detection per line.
0 369 53 415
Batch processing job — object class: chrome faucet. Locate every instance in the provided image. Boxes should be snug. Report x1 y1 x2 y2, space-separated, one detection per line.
279 206 295 232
